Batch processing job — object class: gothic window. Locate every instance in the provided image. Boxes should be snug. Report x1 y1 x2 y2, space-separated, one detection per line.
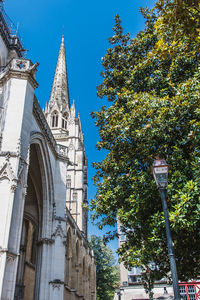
72 191 78 201
24 219 37 266
31 228 37 265
82 257 86 276
66 178 71 189
76 241 80 291
62 112 68 129
51 111 58 127
66 229 72 287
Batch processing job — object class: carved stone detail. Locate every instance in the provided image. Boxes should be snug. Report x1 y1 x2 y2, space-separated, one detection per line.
0 247 18 262
69 142 74 151
68 117 75 125
57 144 68 157
12 59 30 71
0 159 17 183
49 279 64 290
6 251 17 263
10 184 17 193
37 238 54 245
0 151 19 158
0 58 39 89
52 224 66 240
17 157 28 188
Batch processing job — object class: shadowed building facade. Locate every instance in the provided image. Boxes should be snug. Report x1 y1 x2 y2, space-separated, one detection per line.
0 3 96 300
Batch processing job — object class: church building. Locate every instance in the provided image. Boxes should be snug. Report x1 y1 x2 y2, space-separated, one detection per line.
0 3 96 300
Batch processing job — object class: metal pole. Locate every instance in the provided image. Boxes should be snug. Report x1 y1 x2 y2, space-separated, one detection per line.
160 188 180 300
118 291 121 300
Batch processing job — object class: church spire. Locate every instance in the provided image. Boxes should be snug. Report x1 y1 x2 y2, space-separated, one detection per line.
49 35 70 110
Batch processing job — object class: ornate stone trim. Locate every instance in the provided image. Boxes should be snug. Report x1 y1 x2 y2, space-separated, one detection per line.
57 144 68 156
37 238 54 245
0 157 18 191
49 279 64 290
68 118 75 125
69 141 74 150
0 151 19 158
52 224 66 240
7 251 18 263
0 247 18 262
0 58 39 89
17 157 28 188
54 216 66 222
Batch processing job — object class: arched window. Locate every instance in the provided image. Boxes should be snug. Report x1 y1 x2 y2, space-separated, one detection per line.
76 241 80 292
62 112 68 129
66 229 72 287
51 111 58 127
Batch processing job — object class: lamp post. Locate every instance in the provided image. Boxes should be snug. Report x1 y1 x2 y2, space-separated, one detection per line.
141 269 154 300
116 287 124 300
152 158 180 300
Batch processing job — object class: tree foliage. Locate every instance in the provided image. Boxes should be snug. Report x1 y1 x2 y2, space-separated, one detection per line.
91 0 200 282
89 235 120 300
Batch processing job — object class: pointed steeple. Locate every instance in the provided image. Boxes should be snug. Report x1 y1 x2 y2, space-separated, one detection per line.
49 35 70 110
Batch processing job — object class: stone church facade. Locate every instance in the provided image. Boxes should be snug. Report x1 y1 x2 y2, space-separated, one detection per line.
0 4 96 300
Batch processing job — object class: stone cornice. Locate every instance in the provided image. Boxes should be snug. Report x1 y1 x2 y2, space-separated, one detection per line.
0 151 19 158
49 279 64 290
0 247 19 260
0 58 39 89
37 238 54 245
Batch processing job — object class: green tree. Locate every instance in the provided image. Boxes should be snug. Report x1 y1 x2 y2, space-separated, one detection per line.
91 1 200 283
89 235 120 300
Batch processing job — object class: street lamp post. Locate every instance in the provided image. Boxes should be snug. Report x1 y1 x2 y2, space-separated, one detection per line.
152 158 180 300
116 287 124 300
141 269 154 300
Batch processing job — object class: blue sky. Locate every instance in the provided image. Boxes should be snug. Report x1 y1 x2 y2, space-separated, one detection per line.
4 0 155 256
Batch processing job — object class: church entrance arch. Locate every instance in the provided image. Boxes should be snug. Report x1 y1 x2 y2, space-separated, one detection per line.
14 135 53 300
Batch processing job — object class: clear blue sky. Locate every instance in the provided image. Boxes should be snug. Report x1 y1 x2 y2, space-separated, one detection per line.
4 0 155 256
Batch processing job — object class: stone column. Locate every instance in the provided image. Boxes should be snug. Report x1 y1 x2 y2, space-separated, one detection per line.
49 220 66 300
0 58 38 300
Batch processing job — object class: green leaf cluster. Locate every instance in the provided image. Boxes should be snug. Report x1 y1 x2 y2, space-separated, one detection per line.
89 235 120 300
91 1 200 282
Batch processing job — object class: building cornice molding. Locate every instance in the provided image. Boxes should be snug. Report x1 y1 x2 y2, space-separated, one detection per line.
49 279 64 290
0 247 19 260
37 238 54 245
0 58 38 89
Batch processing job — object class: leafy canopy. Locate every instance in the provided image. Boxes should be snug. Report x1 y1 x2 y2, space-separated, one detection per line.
89 235 120 300
91 0 200 282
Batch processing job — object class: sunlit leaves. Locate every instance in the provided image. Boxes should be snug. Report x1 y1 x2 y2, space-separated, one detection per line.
89 236 120 300
91 0 200 283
